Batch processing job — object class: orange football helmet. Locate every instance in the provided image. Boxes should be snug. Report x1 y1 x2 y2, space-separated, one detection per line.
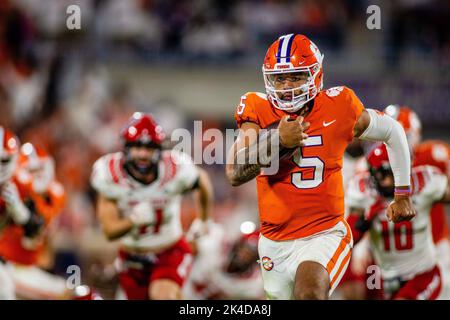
0 126 20 184
19 143 55 194
263 34 324 112
383 104 422 152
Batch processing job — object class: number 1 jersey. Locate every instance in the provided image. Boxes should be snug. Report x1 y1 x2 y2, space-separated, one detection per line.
90 150 199 250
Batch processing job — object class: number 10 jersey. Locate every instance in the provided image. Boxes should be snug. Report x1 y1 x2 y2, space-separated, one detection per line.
346 165 448 279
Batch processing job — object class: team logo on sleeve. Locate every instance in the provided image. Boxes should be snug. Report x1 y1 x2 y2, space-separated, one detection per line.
261 256 274 271
325 86 344 97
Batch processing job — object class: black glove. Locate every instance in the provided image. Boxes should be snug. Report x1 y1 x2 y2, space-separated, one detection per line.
355 215 372 233
23 210 45 238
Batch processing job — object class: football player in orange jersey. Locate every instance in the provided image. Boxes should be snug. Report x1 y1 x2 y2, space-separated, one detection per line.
384 104 450 298
225 34 415 300
0 127 43 299
0 142 69 299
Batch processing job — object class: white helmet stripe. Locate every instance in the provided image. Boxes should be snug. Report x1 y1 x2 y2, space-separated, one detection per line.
279 34 294 63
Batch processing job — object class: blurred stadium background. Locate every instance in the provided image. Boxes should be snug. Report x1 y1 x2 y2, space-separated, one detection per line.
0 0 449 299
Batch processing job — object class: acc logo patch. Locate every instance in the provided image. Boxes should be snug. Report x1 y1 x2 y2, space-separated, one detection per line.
325 86 344 97
261 256 274 271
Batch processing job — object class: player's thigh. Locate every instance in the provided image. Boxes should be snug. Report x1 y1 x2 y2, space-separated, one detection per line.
149 239 193 300
294 261 330 300
149 278 182 300
291 221 353 298
116 253 151 300
258 235 295 299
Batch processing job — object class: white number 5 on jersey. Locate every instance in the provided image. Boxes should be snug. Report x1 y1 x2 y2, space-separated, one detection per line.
291 136 324 189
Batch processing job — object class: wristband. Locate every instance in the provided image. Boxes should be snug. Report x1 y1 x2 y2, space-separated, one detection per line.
394 187 411 196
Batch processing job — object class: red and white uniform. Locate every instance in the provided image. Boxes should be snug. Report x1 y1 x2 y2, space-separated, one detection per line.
92 150 199 250
183 221 229 300
91 149 199 299
346 166 448 299
183 222 264 300
413 140 450 299
343 154 367 191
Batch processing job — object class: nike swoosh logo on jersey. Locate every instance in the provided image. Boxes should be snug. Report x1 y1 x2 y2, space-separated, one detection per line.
323 120 336 127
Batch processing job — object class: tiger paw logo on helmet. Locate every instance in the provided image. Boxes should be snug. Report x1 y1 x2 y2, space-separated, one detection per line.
261 256 274 271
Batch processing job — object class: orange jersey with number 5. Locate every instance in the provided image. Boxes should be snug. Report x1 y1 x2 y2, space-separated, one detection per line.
234 86 365 240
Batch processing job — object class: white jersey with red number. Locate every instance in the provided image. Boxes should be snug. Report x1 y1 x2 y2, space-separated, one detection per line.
91 150 199 250
346 166 448 280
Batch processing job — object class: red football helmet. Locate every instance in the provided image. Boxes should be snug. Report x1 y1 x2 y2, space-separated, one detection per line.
0 126 20 184
120 113 166 176
367 143 390 170
120 112 165 148
383 104 422 152
19 143 55 194
367 143 394 197
263 34 324 113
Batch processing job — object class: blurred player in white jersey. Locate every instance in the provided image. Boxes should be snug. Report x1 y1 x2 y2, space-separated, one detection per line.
384 104 450 298
184 222 264 300
91 112 213 300
342 139 368 189
347 143 450 299
338 138 371 300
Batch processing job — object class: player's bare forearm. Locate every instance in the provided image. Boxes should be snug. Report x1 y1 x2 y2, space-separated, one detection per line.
97 196 133 240
226 122 263 186
103 218 134 240
226 135 275 186
226 161 261 187
226 118 308 186
196 167 214 221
